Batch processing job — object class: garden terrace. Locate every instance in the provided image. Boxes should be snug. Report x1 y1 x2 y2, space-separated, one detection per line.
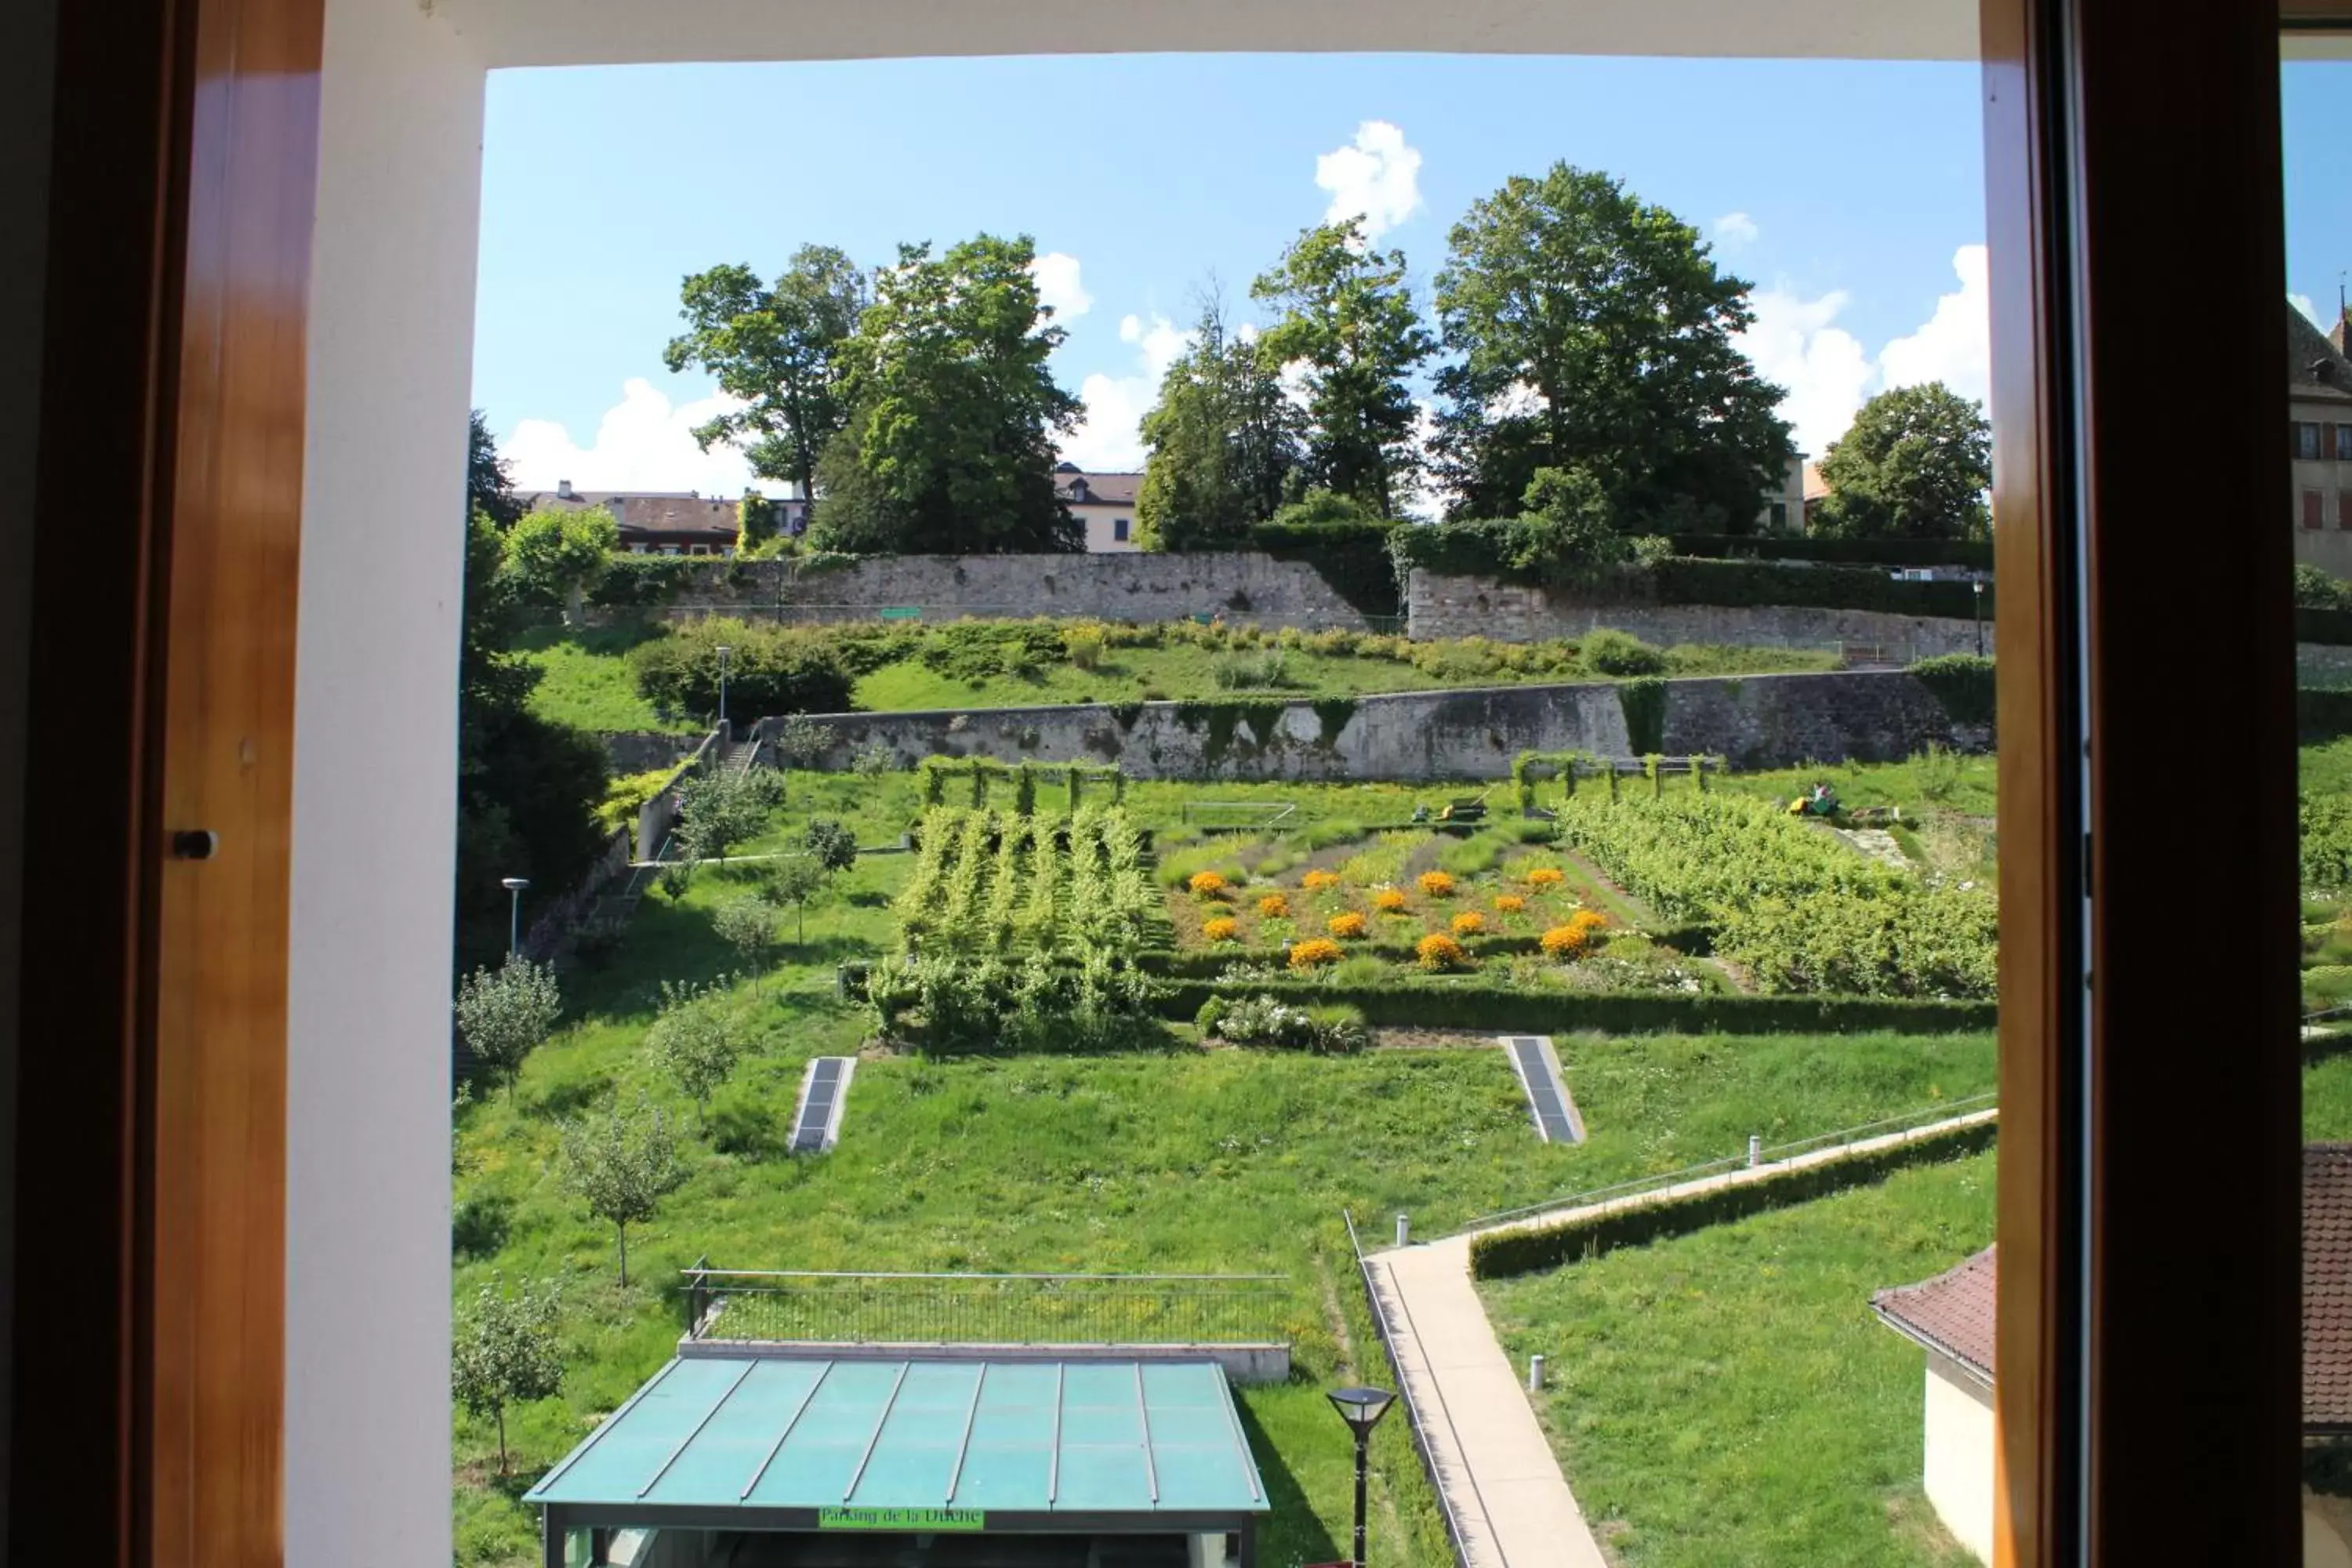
894 804 1163 956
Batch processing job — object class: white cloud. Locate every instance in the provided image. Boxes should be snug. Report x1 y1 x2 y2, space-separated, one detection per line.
1737 245 1992 456
1058 312 1198 472
1401 401 1443 523
2295 292 2325 328
502 378 754 495
1879 244 1991 408
1316 121 1423 240
1713 212 1760 250
1735 287 1875 456
1030 252 1094 320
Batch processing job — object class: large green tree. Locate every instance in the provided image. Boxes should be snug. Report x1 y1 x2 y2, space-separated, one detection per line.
662 246 869 517
1134 295 1304 550
1811 382 1991 542
503 504 618 625
1431 163 1793 531
1250 220 1432 519
815 234 1082 554
454 419 609 975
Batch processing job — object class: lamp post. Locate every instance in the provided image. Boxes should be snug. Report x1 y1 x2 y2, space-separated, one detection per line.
500 877 530 957
1327 1385 1396 1568
1971 577 1985 659
715 644 733 741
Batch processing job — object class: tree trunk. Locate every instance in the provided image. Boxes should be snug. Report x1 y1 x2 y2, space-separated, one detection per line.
496 1406 509 1476
616 1221 629 1287
798 904 807 944
564 580 586 626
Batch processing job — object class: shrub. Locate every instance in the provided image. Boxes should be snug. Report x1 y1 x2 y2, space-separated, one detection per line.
1302 869 1340 891
1289 938 1345 971
1305 1004 1370 1054
1064 625 1107 670
1526 866 1566 888
1374 887 1409 914
1494 894 1526 913
2299 564 2352 612
850 740 898 777
628 618 853 721
1203 992 1367 1053
1211 650 1293 691
1450 911 1487 936
1417 870 1457 898
1203 916 1240 943
1257 894 1291 919
1911 653 1996 729
1327 911 1368 939
1416 933 1472 972
1188 870 1230 900
1541 924 1594 959
1580 628 1668 677
1193 996 1229 1036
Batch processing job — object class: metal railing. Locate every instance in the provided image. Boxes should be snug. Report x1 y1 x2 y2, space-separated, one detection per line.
681 1266 1293 1346
1343 1210 1475 1568
1435 1092 2000 1241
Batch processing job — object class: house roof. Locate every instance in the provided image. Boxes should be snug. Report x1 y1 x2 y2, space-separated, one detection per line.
517 490 741 540
1871 1247 1998 1386
524 1355 1269 1522
1875 1144 2352 1427
1802 461 1831 503
2290 307 2352 405
1056 471 1141 507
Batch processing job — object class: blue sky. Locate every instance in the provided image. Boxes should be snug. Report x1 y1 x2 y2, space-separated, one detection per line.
474 54 2016 499
2286 62 2352 341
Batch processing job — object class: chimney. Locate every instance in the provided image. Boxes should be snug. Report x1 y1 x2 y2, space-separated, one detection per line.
557 478 574 499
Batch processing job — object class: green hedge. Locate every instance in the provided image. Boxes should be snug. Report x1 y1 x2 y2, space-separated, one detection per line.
591 555 706 607
1649 558 1992 620
2303 688 2352 743
1246 520 1404 622
2303 607 2352 648
1911 654 1996 728
1467 1115 2000 1279
1149 977 1994 1035
1668 534 1994 571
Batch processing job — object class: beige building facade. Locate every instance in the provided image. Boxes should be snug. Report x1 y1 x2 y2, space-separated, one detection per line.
2292 308 2352 577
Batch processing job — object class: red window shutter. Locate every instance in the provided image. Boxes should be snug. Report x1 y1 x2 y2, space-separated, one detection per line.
2306 491 2326 529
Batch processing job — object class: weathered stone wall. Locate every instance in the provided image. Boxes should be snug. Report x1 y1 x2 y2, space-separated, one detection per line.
768 670 1987 782
602 730 704 775
631 553 1377 629
1405 570 1987 655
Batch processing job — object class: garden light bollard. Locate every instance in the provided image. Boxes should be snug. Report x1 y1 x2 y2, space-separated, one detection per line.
1396 1213 1410 1248
1748 1134 1762 1168
1528 1354 1546 1392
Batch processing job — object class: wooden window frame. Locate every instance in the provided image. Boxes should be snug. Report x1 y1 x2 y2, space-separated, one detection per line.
9 2 2311 1564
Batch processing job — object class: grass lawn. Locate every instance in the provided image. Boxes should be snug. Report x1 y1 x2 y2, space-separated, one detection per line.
515 622 684 733
1479 1151 1997 1568
450 784 1997 1566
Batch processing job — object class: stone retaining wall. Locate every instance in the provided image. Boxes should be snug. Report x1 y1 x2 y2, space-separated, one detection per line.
768 670 1988 782
622 553 1377 630
1404 570 1988 655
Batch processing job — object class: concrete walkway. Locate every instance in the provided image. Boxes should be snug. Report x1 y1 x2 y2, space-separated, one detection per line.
1363 1105 2000 1567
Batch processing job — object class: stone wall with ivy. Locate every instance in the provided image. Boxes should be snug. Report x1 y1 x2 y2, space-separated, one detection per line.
769 670 1990 782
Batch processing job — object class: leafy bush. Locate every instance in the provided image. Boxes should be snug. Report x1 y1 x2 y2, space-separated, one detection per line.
1451 912 1486 936
1580 629 1668 677
1416 933 1472 972
1189 870 1230 900
866 949 1163 1054
2299 564 2352 612
1064 624 1108 670
1198 992 1367 1053
1302 869 1340 891
1374 888 1408 913
1211 649 1293 690
1417 870 1457 898
1328 911 1367 939
1666 533 1994 571
1203 916 1240 943
1289 938 1345 971
2307 794 2352 891
597 768 678 834
850 740 898 776
1911 654 1996 728
1541 924 1594 958
1494 894 1526 913
629 618 852 720
1257 893 1290 918
1525 866 1566 888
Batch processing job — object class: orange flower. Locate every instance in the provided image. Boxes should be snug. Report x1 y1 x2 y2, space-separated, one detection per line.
1257 893 1290 919
1417 870 1457 898
1373 888 1409 913
1493 894 1526 913
1541 924 1592 958
1415 933 1471 972
1188 870 1229 899
1203 916 1240 943
1301 869 1339 891
1568 908 1609 935
1451 911 1486 936
1327 911 1367 939
1526 866 1566 888
1289 938 1344 971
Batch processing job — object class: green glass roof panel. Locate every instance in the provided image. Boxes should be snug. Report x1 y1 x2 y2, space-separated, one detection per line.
528 1355 1268 1519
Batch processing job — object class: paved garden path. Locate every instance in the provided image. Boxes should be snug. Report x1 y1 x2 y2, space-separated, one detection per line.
1362 1105 2001 1567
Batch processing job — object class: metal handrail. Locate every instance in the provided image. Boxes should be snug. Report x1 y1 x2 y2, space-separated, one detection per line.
1437 1092 2000 1240
1344 1209 1477 1568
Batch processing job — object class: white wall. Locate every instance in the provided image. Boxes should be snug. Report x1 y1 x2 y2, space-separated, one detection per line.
288 3 486 1563
1924 1360 1997 1565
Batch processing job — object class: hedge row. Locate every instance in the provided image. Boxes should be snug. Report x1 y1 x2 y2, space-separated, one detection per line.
1151 977 1994 1036
2303 607 2352 648
1134 927 1715 978
2303 687 2352 742
1467 1115 2000 1279
1667 534 1994 571
1649 558 1993 620
1244 520 1404 622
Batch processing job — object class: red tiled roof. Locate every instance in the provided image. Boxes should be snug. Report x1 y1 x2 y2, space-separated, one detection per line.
1057 470 1141 506
2307 1145 2352 1428
1873 1145 2352 1428
1871 1247 1997 1385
